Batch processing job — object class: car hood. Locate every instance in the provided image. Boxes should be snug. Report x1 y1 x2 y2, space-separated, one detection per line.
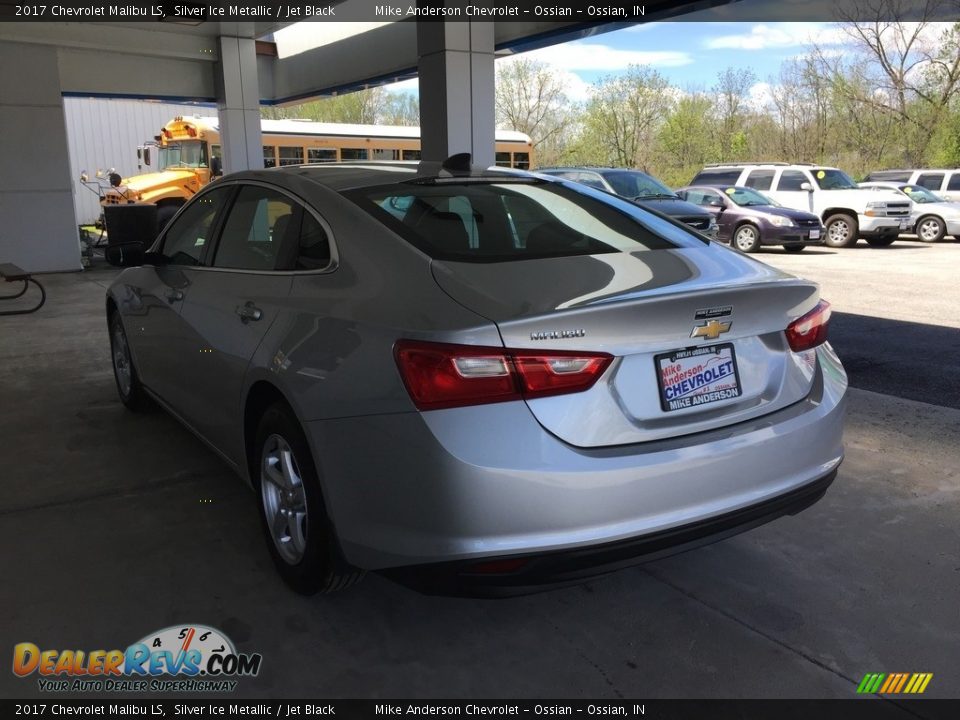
120 169 198 192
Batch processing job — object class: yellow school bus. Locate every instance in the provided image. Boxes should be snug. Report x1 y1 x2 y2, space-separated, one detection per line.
101 116 535 228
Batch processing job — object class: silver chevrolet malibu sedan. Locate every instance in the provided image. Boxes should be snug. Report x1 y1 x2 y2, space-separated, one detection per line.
106 161 847 596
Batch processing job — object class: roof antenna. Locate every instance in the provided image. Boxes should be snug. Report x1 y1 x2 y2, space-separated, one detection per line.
441 153 472 174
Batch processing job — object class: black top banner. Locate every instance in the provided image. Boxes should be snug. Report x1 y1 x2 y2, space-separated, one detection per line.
0 0 958 23
2 700 960 720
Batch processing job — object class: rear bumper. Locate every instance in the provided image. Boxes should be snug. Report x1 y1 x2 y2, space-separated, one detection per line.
308 344 847 576
383 468 837 597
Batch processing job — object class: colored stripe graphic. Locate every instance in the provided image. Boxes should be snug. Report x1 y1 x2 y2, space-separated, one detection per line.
857 672 932 694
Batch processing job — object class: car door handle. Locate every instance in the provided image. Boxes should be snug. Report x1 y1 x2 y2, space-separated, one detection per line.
237 301 262 323
165 289 184 303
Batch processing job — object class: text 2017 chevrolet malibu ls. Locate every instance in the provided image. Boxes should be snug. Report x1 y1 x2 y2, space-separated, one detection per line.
106 161 846 596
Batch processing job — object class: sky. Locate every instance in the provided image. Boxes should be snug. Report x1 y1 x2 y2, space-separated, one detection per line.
272 13 954 111
370 20 860 109
489 22 854 101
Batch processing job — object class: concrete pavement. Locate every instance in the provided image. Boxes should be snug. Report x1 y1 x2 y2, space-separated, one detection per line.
0 255 957 701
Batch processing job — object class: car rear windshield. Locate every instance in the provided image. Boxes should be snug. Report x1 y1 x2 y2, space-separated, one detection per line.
344 179 706 263
602 171 676 199
690 168 743 185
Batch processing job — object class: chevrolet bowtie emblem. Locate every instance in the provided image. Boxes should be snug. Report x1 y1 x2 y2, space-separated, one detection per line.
691 319 732 340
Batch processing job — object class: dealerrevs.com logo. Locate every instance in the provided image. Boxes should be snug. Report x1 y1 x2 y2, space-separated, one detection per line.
12 624 262 693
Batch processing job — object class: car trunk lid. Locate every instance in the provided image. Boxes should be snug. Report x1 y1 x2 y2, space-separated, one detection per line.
431 246 822 447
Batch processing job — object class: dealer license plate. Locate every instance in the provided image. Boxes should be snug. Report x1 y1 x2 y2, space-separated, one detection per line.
809 229 821 239
656 343 742 412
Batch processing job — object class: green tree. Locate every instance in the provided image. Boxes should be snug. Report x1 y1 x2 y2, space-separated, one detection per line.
495 57 575 166
582 65 674 169
655 92 717 186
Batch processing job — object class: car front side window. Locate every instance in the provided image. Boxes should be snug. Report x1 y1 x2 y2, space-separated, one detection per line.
159 187 232 266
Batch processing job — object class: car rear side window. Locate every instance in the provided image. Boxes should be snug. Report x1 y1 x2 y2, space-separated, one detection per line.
159 186 232 266
214 186 299 271
917 173 945 190
743 169 774 191
346 180 702 263
777 170 809 191
295 212 332 270
691 168 742 185
948 173 960 191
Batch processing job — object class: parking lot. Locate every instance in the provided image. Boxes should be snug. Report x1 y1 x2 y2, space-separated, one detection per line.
0 238 957 701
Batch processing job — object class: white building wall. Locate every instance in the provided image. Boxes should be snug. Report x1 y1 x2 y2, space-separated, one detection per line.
64 97 214 224
0 42 78 274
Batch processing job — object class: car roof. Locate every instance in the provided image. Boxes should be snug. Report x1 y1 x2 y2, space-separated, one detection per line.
221 161 532 192
538 167 647 174
700 163 838 171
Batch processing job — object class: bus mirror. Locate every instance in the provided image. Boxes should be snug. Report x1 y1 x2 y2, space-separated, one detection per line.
143 147 151 167
210 155 222 177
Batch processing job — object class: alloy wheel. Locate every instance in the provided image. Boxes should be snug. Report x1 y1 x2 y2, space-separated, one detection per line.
260 434 309 565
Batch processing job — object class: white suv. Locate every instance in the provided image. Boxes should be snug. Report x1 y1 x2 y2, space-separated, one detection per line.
864 168 960 202
691 163 912 248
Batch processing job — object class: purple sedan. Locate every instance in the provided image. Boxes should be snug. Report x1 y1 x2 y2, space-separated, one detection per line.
677 186 823 253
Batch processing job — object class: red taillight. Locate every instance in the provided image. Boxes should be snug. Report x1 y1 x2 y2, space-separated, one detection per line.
786 300 831 352
394 340 613 411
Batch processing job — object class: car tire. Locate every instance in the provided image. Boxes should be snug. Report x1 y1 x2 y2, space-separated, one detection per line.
109 312 151 411
253 402 363 595
783 244 806 253
823 213 859 248
865 235 897 247
916 215 946 243
733 224 762 253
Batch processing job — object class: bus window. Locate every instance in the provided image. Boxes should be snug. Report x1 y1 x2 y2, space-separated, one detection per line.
278 147 304 166
341 148 368 160
495 152 512 167
402 150 421 161
371 149 401 160
263 146 277 168
308 148 337 163
513 152 530 170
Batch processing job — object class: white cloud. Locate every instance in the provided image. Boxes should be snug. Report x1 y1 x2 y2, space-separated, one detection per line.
495 55 594 103
747 81 775 112
504 41 694 71
384 77 419 94
705 22 848 51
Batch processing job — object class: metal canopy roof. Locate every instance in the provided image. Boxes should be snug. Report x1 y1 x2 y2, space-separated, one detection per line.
0 1 735 104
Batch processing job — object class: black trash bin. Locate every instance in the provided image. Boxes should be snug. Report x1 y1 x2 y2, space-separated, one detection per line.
103 204 158 267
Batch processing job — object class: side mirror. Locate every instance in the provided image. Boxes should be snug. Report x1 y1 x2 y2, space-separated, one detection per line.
105 243 144 268
143 147 151 167
800 182 813 192
210 155 222 178
143 250 166 266
708 198 725 208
